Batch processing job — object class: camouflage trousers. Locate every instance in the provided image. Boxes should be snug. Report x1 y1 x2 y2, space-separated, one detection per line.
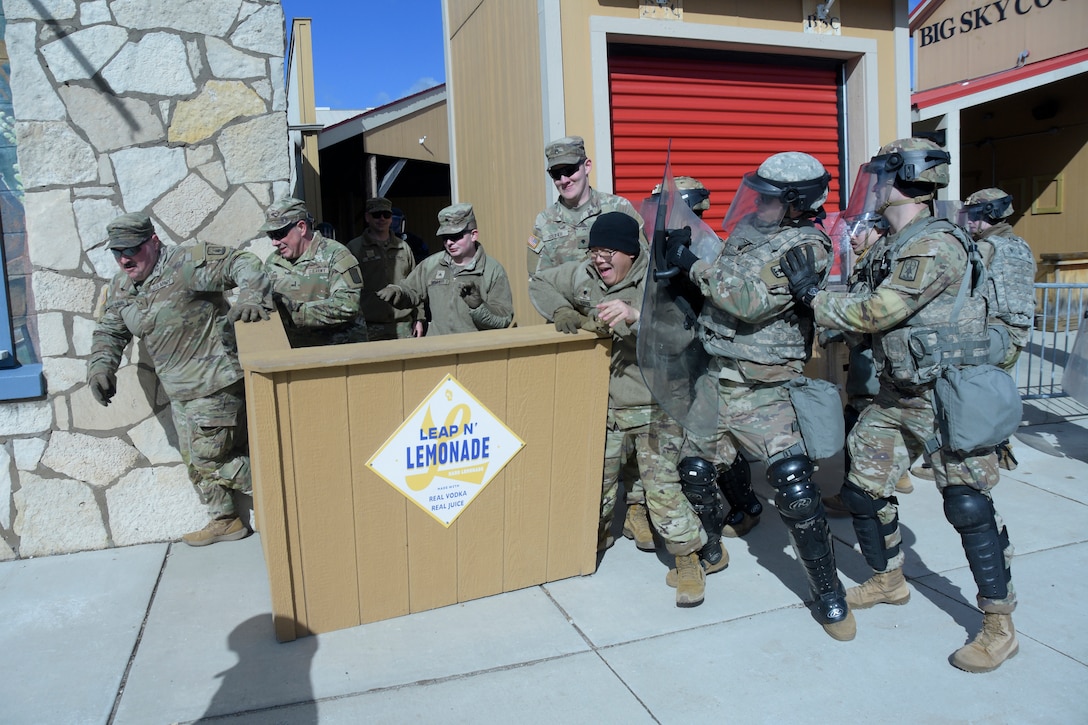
685 376 806 466
366 320 414 341
170 380 252 519
603 405 706 556
847 383 1015 611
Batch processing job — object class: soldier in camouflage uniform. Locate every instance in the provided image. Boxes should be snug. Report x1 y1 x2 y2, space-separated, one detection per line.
650 175 766 541
530 212 725 607
527 136 645 284
781 138 1020 672
664 151 856 640
346 197 423 340
528 135 648 552
821 214 916 515
377 203 514 335
87 213 272 547
960 188 1037 470
260 197 368 348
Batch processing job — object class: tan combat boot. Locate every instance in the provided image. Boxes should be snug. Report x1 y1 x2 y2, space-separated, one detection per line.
845 569 911 609
182 517 249 547
911 462 935 481
895 471 914 494
951 613 1019 673
822 609 857 642
666 541 729 587
622 503 655 551
722 512 760 537
674 552 706 607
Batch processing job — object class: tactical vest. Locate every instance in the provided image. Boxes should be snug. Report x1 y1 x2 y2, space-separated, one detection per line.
699 221 830 365
976 223 1036 345
872 216 990 386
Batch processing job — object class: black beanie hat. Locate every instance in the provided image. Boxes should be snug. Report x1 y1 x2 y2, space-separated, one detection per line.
588 212 640 257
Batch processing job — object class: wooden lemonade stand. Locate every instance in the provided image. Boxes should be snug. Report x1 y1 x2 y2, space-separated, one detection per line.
236 315 610 642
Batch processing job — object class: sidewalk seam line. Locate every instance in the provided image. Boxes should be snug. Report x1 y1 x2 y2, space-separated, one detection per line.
107 542 172 725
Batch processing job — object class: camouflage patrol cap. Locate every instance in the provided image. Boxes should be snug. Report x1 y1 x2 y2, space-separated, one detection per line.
873 137 950 188
436 203 477 236
652 176 711 213
259 197 310 232
964 187 1014 220
106 212 155 249
366 197 393 214
545 136 587 170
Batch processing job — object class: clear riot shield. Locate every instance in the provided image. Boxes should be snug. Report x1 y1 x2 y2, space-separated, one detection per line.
1063 311 1088 406
637 152 723 438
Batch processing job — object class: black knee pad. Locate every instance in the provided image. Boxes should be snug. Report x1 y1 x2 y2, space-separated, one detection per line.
678 457 716 488
717 454 762 520
769 456 819 522
942 486 1008 600
840 481 900 572
679 457 726 545
942 485 996 530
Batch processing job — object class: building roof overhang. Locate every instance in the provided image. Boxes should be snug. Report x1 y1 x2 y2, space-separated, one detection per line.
912 49 1088 122
318 84 446 151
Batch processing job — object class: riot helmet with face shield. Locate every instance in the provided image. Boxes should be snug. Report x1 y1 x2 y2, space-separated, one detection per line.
842 138 950 222
720 152 831 236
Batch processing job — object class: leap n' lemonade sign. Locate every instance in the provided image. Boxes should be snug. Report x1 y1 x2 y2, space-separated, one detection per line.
366 374 526 527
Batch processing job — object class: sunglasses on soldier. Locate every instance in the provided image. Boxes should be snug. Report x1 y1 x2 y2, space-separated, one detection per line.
369 210 393 219
111 236 151 258
267 222 297 241
548 163 583 181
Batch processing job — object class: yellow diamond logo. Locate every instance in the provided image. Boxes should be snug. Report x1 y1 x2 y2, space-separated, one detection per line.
366 374 526 527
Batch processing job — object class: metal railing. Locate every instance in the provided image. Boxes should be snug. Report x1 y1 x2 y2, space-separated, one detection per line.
1015 283 1088 400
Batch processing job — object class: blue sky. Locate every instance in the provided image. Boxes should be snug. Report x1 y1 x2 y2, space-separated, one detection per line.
280 0 923 111
279 0 447 110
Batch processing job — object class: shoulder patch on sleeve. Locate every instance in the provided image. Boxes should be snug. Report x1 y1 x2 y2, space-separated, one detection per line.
890 256 931 291
346 265 364 288
760 258 790 289
205 244 229 261
527 235 542 254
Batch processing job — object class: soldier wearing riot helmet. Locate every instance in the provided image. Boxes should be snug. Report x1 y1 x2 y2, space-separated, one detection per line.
780 138 1021 672
959 188 1036 371
650 175 765 539
959 188 1036 471
820 212 917 516
662 151 856 641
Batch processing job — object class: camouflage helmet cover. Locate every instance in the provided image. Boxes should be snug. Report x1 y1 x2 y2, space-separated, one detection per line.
964 187 1014 221
871 137 950 188
750 151 831 211
651 175 711 213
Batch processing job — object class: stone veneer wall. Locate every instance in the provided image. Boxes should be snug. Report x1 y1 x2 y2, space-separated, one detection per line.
0 0 290 559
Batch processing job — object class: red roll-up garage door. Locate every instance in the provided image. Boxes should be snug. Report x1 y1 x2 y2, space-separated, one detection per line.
609 53 843 232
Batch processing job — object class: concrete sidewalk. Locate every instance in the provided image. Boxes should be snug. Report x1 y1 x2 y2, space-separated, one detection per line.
3 414 1087 724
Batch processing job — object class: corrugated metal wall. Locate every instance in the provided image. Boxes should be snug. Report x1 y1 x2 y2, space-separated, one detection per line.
609 55 843 230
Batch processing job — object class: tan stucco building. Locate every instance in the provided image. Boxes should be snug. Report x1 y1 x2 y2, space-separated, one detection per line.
910 0 1088 269
441 1 912 323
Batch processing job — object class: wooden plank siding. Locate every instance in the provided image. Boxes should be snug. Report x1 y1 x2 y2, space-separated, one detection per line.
239 315 609 641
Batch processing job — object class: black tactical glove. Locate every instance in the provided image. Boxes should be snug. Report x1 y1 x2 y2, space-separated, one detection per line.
779 245 821 307
89 371 116 407
553 307 588 334
459 281 483 310
665 226 698 273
